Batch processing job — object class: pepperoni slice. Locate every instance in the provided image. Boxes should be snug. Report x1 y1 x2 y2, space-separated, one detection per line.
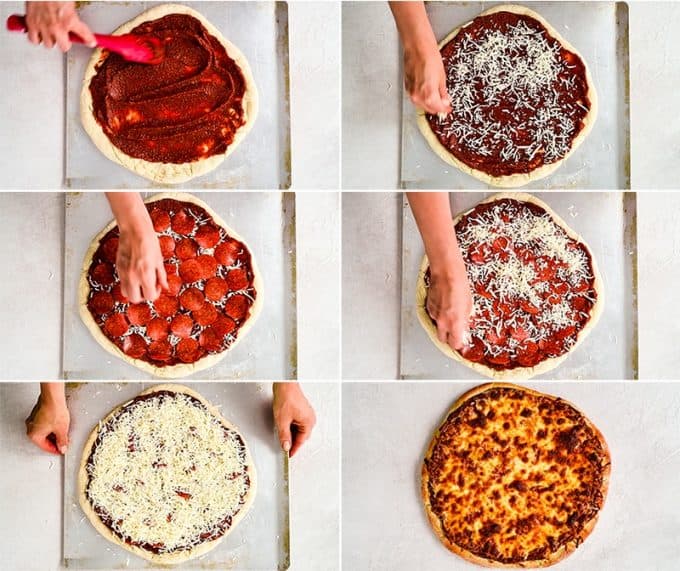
149 339 172 362
151 209 171 232
175 238 198 260
474 283 493 300
199 327 222 352
517 352 541 367
127 303 152 326
523 341 539 356
555 326 576 340
111 284 128 304
462 338 485 362
205 277 228 301
214 240 241 266
90 262 115 286
225 295 250 321
226 268 249 290
176 338 200 363
104 313 129 338
165 274 183 296
123 334 147 359
195 224 221 248
520 300 540 315
486 330 505 346
193 303 218 326
179 259 202 283
171 209 196 235
573 297 590 311
170 314 194 338
146 317 169 341
212 315 236 337
487 352 511 366
179 288 204 311
154 295 179 318
510 327 529 342
164 262 178 276
100 236 119 263
89 291 114 315
196 255 218 280
492 236 509 252
158 235 175 259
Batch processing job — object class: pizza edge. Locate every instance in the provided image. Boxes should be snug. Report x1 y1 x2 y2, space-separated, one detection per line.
421 382 611 568
415 192 605 380
78 192 264 379
80 3 259 184
415 4 598 188
77 383 257 565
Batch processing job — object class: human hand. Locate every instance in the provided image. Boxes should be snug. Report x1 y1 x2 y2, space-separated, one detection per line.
427 266 473 352
26 389 70 455
25 2 96 52
404 39 451 115
273 383 316 457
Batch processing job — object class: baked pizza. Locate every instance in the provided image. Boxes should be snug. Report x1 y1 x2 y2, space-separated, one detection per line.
79 384 256 564
416 193 603 379
81 4 258 183
79 192 262 378
417 5 597 187
422 383 610 567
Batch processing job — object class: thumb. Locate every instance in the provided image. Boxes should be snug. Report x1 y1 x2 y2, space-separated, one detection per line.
277 422 292 454
55 426 69 455
439 82 452 114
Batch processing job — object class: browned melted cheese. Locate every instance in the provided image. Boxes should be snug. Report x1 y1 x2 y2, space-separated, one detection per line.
424 386 609 564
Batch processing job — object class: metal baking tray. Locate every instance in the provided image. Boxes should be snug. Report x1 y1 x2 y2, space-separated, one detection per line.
62 192 297 380
342 382 680 571
401 1 630 190
65 1 291 189
400 192 638 380
63 382 290 570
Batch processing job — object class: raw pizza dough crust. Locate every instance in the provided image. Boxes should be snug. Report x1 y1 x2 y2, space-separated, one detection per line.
78 383 257 565
422 383 611 567
78 192 264 378
416 4 598 188
422 382 610 568
80 3 259 184
416 193 604 380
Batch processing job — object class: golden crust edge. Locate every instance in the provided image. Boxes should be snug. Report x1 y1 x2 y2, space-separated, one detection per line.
415 4 598 188
77 383 257 565
421 382 611 568
78 192 264 379
415 192 605 380
79 3 259 184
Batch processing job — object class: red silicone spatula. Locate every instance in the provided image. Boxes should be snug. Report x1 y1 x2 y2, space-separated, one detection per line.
6 14 165 64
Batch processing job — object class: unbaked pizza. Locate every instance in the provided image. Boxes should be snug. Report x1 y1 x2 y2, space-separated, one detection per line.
79 384 256 564
417 5 597 187
79 193 262 378
81 4 258 183
422 383 610 567
416 193 603 379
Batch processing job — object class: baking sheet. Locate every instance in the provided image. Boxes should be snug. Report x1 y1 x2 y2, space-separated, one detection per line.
62 192 297 380
401 1 630 190
400 192 638 380
342 382 680 571
62 382 289 570
65 1 291 189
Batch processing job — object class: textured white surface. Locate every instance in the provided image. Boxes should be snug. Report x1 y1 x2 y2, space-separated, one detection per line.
0 381 340 571
343 382 680 570
341 1 680 189
342 192 680 379
0 192 340 381
0 1 340 189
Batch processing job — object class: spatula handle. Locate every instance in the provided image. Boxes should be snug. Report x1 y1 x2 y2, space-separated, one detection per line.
6 14 88 44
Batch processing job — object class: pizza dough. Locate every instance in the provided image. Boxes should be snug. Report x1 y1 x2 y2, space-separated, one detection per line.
416 4 597 187
80 4 258 183
422 383 610 567
79 384 256 565
79 192 263 378
416 193 604 380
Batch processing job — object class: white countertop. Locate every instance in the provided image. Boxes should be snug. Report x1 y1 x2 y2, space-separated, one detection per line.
342 1 680 189
0 191 340 381
343 381 680 570
0 381 340 571
342 192 680 380
0 1 340 189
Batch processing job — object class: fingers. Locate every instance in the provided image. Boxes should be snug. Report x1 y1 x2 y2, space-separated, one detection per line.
54 29 71 53
439 81 453 114
141 268 161 302
27 27 40 45
157 265 169 294
27 428 60 455
290 429 311 458
54 425 69 455
70 19 96 47
276 418 292 454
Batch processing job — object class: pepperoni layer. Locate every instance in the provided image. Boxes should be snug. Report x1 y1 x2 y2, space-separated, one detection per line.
85 198 257 367
88 14 247 164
